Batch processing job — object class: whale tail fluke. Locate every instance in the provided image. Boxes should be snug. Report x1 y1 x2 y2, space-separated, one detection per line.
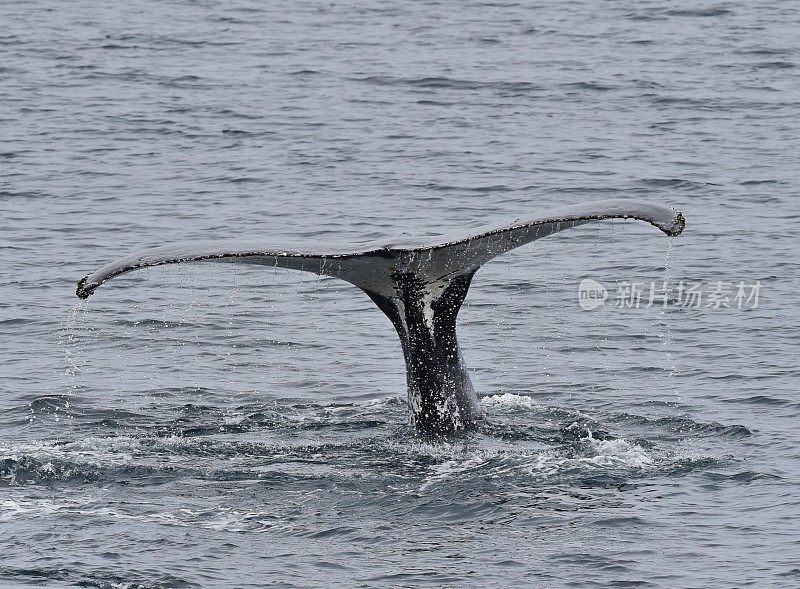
77 199 683 299
76 199 684 436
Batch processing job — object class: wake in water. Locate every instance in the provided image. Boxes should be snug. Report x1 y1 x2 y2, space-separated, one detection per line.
1 391 746 494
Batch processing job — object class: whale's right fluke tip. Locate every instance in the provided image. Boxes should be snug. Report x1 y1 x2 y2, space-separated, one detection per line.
670 210 686 237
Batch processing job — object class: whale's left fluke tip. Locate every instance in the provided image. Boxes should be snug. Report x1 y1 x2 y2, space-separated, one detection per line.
76 276 95 299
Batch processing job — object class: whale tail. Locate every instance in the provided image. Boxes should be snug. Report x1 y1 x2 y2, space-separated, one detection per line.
76 199 684 436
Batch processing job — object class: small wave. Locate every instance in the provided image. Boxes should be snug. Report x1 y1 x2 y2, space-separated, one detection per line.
355 75 541 94
610 412 752 438
639 177 719 190
0 563 198 589
626 12 668 22
0 189 48 200
0 317 36 326
561 81 616 92
0 455 174 486
752 61 796 70
27 395 73 413
739 179 779 185
100 43 138 50
415 99 456 107
666 8 732 17
736 48 793 56
0 436 144 484
405 181 513 193
289 69 323 76
702 470 782 484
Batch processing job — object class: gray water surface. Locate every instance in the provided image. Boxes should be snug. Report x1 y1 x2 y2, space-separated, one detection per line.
1 1 799 587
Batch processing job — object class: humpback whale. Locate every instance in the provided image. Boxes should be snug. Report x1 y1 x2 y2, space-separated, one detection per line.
76 199 684 437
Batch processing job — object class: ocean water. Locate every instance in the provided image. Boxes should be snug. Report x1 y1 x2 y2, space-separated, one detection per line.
1 0 799 587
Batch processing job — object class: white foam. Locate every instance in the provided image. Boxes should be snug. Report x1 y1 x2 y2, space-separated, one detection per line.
417 434 656 490
0 494 282 535
0 496 90 522
480 393 541 411
584 437 655 468
222 412 247 425
0 436 140 467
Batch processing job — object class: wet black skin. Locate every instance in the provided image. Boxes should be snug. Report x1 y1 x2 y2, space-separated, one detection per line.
364 271 483 437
